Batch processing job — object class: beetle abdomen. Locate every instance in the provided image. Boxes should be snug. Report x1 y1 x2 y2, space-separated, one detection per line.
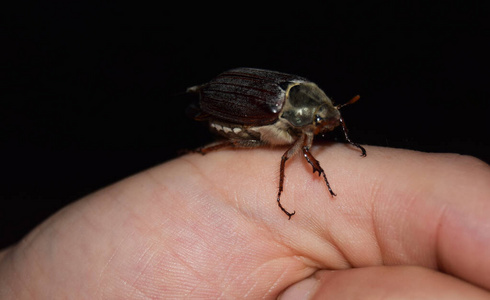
197 68 307 126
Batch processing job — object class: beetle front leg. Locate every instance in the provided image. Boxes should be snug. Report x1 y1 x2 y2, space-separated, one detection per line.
277 136 305 219
278 153 295 219
339 116 367 157
302 140 337 197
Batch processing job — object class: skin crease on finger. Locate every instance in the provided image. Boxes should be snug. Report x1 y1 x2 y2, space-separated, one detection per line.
0 145 489 298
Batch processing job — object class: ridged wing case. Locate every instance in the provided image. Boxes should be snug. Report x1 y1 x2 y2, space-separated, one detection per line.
197 68 307 125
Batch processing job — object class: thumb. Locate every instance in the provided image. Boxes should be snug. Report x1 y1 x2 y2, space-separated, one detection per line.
279 266 489 300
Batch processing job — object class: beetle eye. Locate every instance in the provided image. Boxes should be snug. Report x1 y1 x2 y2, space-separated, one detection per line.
314 105 328 123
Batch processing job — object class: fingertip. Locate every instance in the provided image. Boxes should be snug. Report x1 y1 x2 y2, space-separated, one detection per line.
279 276 319 300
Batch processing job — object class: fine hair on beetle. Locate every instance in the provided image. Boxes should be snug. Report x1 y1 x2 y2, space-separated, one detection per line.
187 68 366 219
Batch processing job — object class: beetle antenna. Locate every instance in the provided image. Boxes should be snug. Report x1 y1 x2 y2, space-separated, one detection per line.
336 95 360 110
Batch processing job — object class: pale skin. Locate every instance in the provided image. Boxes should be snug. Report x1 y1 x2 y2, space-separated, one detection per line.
0 144 489 299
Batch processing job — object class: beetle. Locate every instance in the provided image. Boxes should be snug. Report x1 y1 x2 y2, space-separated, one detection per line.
187 67 366 219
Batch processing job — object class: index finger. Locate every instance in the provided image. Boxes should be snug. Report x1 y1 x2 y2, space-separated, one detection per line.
185 144 490 289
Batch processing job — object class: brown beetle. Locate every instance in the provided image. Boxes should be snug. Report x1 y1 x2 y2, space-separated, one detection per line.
188 67 366 219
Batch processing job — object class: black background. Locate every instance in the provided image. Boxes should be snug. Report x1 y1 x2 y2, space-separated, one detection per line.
2 2 489 248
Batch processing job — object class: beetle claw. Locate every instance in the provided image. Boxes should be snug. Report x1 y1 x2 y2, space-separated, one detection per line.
277 196 295 219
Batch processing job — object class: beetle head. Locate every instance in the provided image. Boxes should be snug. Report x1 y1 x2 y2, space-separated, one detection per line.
281 82 340 133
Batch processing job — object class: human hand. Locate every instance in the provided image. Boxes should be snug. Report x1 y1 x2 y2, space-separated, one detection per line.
1 145 489 299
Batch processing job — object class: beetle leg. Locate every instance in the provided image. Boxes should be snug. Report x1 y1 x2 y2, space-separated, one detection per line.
277 135 305 219
339 116 367 157
194 139 264 155
302 132 337 196
302 146 337 197
194 140 235 154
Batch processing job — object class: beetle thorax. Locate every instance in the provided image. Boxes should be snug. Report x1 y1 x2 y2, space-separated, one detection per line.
280 82 340 134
